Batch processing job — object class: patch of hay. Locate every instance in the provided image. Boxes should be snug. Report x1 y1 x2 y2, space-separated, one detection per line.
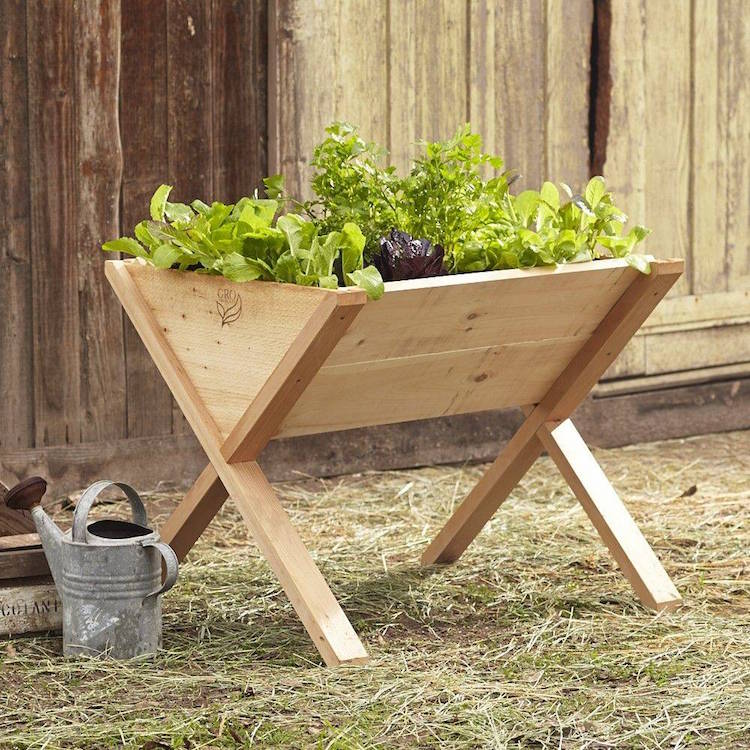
1 430 748 748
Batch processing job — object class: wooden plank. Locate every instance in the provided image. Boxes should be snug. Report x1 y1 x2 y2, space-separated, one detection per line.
543 262 683 421
0 0 33 451
469 0 544 190
161 463 227 561
211 0 268 200
327 261 636 366
0 507 36 536
0 578 61 635
27 0 80 447
120 0 173 439
608 1 691 297
722 0 750 292
535 417 681 611
0 548 49 580
74 0 126 443
281 337 587 438
0 534 40 552
642 289 750 329
595 362 750 397
105 260 369 665
390 0 467 173
691 0 727 294
422 260 683 564
545 0 592 186
421 425 545 565
604 0 646 249
227 462 369 665
644 322 750 375
644 0 691 297
126 262 339 439
223 293 366 462
0 432 208 500
269 0 388 197
166 0 213 435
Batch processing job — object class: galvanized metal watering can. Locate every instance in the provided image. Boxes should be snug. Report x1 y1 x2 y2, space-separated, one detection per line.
7 478 178 658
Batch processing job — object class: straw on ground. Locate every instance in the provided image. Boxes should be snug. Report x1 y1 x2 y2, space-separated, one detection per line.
1 430 748 749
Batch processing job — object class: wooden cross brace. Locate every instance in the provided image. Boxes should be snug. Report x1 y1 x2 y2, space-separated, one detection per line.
106 258 683 666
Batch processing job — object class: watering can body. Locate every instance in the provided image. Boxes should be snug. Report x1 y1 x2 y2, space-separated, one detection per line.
32 481 178 658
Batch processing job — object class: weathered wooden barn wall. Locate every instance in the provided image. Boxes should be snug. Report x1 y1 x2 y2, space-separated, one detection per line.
601 0 750 391
0 0 267 457
270 0 593 197
269 0 749 391
1 0 748 494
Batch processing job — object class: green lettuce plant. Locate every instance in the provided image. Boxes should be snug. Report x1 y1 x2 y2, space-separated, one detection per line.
102 185 384 299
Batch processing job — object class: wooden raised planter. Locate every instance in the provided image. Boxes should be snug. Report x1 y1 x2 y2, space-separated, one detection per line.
106 256 684 666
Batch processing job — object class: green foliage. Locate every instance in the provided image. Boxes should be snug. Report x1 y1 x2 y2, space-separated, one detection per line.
452 178 653 274
292 122 652 273
102 185 384 300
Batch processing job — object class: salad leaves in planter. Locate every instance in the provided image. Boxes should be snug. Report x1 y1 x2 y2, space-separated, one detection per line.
102 185 384 300
288 122 652 275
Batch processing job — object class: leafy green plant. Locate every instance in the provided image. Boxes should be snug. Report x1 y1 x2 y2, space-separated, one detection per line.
102 185 384 299
290 122 652 274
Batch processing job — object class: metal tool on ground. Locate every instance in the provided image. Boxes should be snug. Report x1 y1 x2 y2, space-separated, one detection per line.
8 479 178 658
0 477 39 536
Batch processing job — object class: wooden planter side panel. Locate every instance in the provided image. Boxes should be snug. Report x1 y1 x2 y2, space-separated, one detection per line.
126 263 341 439
280 262 638 436
121 260 648 442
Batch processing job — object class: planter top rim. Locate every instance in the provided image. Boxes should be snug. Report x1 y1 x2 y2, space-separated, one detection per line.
109 256 684 298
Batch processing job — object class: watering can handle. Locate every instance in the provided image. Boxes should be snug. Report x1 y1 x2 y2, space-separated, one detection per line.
142 541 179 600
72 480 149 543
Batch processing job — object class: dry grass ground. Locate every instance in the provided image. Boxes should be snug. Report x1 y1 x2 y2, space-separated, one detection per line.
0 429 748 749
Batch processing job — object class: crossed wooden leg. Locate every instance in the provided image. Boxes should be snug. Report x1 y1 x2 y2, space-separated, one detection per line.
422 409 681 611
162 459 369 665
423 263 684 611
161 464 227 562
107 261 369 666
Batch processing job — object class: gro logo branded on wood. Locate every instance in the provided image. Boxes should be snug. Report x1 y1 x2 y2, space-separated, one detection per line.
216 288 242 327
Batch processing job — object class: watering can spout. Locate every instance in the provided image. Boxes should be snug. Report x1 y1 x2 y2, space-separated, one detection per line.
31 505 65 587
4 476 63 588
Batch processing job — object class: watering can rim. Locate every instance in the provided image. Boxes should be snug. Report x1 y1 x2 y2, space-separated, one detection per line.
72 480 151 544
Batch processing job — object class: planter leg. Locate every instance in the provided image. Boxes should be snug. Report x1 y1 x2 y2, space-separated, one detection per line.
536 418 682 611
225 461 369 666
421 425 545 565
161 463 229 562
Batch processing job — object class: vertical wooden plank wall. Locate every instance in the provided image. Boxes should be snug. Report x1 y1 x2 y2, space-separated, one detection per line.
1 0 747 479
120 0 173 440
0 0 32 451
27 1 81 447
0 0 268 464
271 0 593 198
75 0 127 443
269 0 388 197
604 0 750 382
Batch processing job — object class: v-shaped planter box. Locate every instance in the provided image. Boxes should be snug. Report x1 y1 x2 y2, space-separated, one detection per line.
106 256 684 666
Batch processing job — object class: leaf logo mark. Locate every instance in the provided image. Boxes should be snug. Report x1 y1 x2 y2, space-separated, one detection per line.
216 289 242 327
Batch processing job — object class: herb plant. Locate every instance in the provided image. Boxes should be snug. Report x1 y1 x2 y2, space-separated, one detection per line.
102 185 384 299
291 123 652 274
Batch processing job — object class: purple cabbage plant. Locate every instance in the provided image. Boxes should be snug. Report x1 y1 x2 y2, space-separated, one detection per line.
372 230 446 282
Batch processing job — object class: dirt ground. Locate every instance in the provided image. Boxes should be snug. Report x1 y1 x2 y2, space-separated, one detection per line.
0 429 748 749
